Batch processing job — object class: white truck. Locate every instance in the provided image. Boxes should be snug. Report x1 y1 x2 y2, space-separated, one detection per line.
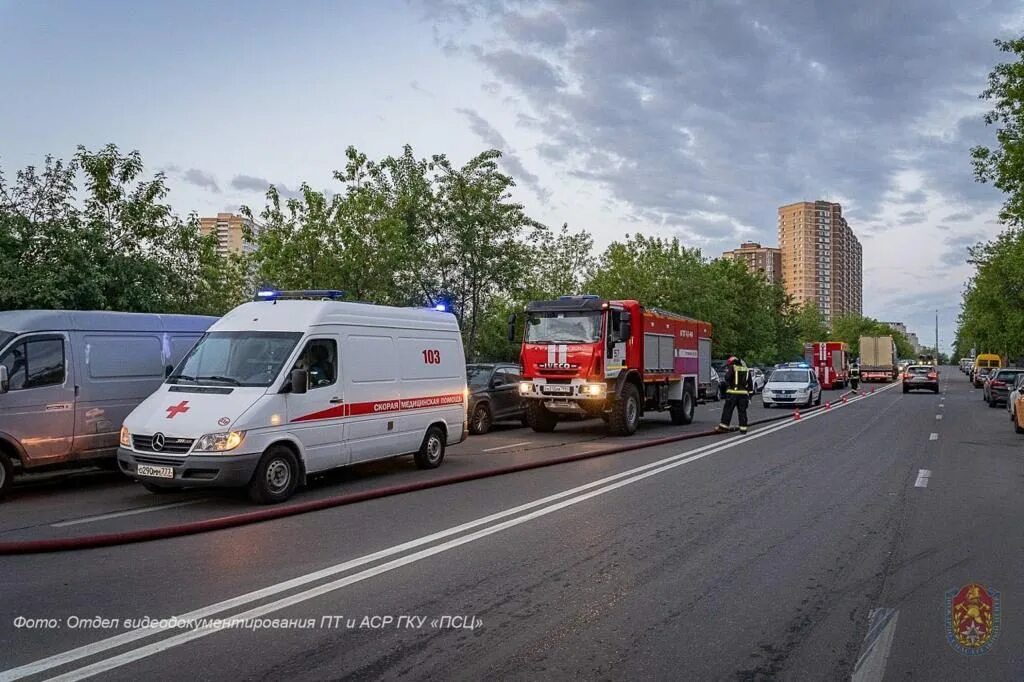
117 290 468 503
859 335 898 382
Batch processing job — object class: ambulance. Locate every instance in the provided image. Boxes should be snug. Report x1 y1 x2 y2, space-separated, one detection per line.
117 290 468 503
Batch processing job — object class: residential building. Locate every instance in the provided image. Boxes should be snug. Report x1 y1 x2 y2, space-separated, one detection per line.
199 213 259 256
721 242 782 284
883 321 908 336
906 332 921 354
778 201 863 326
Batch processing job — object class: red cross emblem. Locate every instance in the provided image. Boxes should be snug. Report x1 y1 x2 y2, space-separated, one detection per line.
166 400 190 419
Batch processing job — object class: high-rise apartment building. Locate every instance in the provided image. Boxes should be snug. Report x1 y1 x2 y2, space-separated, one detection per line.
778 201 862 325
199 213 259 256
721 242 782 284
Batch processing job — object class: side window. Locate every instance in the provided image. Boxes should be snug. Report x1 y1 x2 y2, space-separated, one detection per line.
500 367 521 383
608 310 621 340
293 338 337 389
1 338 65 391
495 367 517 385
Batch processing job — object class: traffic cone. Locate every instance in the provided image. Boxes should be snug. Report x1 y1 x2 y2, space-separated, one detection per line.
825 401 831 409
841 395 848 403
793 409 801 420
871 386 876 394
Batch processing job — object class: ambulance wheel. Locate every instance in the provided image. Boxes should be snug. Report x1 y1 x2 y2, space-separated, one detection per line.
670 389 695 425
415 426 446 469
0 451 12 500
609 383 640 436
248 445 300 504
526 402 558 432
469 404 492 435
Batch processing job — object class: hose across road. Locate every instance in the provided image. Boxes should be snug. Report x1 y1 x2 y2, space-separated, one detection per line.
0 390 866 555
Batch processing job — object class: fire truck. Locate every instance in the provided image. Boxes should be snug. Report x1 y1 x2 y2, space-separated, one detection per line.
511 296 713 436
803 341 850 389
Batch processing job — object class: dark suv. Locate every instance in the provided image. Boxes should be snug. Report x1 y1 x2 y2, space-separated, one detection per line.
466 363 526 434
984 368 1024 407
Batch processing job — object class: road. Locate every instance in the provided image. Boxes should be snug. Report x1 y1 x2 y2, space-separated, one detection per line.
2 370 1022 680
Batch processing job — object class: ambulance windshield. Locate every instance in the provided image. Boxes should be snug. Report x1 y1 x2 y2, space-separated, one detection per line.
169 331 303 387
525 311 602 344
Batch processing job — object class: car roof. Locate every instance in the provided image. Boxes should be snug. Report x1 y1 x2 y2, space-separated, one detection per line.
0 309 217 334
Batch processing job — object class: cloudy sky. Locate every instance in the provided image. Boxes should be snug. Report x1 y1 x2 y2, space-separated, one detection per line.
3 0 1023 351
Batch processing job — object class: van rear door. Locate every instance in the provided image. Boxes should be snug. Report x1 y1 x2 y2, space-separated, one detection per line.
0 333 75 468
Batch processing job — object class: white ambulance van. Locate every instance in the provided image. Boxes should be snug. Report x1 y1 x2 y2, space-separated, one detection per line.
117 291 468 503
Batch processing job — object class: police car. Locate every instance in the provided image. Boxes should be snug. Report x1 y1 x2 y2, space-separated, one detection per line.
117 290 469 503
762 363 822 408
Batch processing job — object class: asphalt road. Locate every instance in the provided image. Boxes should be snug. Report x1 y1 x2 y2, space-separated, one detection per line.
3 369 1021 681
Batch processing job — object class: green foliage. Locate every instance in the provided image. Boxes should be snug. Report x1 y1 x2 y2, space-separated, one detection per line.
956 228 1024 359
958 39 1024 361
972 38 1024 227
0 145 244 315
829 314 915 358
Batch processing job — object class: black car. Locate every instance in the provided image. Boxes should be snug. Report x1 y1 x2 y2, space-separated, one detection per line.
466 363 526 434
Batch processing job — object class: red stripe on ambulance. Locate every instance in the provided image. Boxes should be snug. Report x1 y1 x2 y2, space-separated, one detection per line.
291 393 464 423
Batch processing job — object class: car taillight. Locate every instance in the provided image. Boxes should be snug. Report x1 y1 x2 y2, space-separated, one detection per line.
928 372 938 380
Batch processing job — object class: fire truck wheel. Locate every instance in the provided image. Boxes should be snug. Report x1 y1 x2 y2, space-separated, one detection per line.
526 401 558 432
609 383 641 436
670 389 695 425
469 404 492 435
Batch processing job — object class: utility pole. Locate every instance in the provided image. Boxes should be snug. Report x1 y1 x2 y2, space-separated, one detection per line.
935 310 939 365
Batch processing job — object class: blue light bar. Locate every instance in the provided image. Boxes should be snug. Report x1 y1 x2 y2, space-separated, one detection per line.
434 303 448 312
252 289 345 301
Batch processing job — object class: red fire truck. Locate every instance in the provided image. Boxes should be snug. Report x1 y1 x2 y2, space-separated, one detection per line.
511 296 713 436
804 341 850 389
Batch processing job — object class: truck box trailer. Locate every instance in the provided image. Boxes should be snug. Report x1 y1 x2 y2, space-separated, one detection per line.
859 335 898 382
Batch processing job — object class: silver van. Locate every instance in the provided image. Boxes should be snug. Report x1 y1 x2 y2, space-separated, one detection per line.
0 310 216 497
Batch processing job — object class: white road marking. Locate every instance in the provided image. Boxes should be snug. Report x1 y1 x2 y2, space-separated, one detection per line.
929 433 939 441
935 414 943 420
51 500 209 528
851 608 900 682
915 469 931 488
481 441 533 453
2 386 893 682
938 403 944 408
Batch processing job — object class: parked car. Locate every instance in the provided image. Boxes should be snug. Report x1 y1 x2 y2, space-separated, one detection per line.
0 310 216 499
902 364 939 394
973 367 993 388
466 363 525 434
750 367 766 393
984 368 1024 407
711 367 725 400
1007 374 1024 423
762 366 821 408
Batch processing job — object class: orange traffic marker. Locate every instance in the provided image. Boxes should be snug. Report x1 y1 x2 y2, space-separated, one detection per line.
870 386 876 394
825 401 831 409
793 409 801 420
841 395 848 403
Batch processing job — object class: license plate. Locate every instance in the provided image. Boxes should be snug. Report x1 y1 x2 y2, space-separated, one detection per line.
544 385 572 394
137 464 174 479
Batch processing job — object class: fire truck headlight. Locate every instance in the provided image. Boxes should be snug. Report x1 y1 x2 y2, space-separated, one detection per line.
582 383 606 397
519 381 533 395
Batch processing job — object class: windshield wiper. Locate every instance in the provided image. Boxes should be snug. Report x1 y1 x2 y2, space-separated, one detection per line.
169 374 196 383
196 375 241 386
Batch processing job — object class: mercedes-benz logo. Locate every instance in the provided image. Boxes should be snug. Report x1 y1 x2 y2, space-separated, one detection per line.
152 433 165 452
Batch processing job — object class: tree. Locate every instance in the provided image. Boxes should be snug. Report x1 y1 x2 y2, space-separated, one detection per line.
972 37 1024 227
830 314 915 358
793 302 828 347
0 145 241 314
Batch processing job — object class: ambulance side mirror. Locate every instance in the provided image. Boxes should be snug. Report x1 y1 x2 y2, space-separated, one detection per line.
506 313 517 342
289 369 308 395
0 365 7 394
618 311 632 342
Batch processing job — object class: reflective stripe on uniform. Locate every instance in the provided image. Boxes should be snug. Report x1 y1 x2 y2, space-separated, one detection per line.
726 365 750 395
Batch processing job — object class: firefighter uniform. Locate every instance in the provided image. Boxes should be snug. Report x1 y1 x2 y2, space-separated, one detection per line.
850 364 860 389
718 360 754 433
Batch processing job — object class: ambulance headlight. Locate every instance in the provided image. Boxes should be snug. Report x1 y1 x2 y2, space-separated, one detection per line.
581 383 606 397
119 426 131 447
194 431 246 453
519 381 534 395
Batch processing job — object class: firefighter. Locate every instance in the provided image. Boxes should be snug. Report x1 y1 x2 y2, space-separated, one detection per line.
849 363 860 390
716 356 754 433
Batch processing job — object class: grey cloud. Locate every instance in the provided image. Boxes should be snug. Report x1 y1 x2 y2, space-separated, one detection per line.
457 107 550 202
939 231 985 267
230 174 301 200
429 0 1015 248
943 211 975 222
899 210 927 225
899 189 927 204
477 48 565 91
182 168 219 193
501 10 568 47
